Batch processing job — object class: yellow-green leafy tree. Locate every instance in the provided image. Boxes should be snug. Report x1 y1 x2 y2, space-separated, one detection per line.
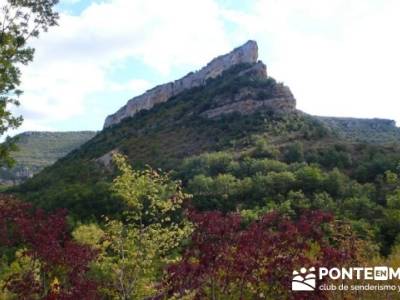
74 154 192 299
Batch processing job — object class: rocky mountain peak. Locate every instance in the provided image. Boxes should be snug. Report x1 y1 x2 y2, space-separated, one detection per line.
104 40 261 128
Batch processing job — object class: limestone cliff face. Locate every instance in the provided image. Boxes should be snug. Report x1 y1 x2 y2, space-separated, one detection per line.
196 60 295 118
104 40 259 128
201 84 296 119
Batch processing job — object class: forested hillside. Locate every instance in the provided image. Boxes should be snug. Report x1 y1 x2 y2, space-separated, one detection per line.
0 131 97 185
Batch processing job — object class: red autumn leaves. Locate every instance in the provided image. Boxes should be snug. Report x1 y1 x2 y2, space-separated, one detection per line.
0 196 98 299
0 195 356 299
162 210 357 299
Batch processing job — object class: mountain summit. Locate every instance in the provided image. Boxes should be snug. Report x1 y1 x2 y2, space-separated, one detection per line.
104 40 277 127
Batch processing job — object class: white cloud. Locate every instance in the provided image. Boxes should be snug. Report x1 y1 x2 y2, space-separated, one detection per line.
230 0 400 124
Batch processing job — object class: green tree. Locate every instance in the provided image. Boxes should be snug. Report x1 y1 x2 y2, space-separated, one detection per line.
188 174 214 196
0 0 59 166
295 165 325 194
213 173 238 199
312 192 336 212
342 196 381 220
284 141 304 163
250 136 279 159
82 154 192 299
324 168 348 197
265 171 296 195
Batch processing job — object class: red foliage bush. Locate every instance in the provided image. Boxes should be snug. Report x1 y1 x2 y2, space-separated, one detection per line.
0 195 98 299
162 210 358 299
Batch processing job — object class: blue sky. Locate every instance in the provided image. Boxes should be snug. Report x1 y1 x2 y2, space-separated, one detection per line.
11 0 400 134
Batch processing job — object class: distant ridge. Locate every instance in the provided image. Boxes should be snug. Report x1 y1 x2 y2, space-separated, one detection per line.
0 131 97 185
317 116 400 143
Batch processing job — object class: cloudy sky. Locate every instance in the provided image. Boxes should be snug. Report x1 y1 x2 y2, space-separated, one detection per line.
10 0 400 134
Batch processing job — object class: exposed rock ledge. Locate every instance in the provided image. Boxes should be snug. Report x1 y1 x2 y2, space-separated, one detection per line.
201 88 295 119
104 40 260 128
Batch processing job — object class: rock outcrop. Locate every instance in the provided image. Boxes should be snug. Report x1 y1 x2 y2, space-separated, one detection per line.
104 40 260 128
201 84 296 119
95 149 119 169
